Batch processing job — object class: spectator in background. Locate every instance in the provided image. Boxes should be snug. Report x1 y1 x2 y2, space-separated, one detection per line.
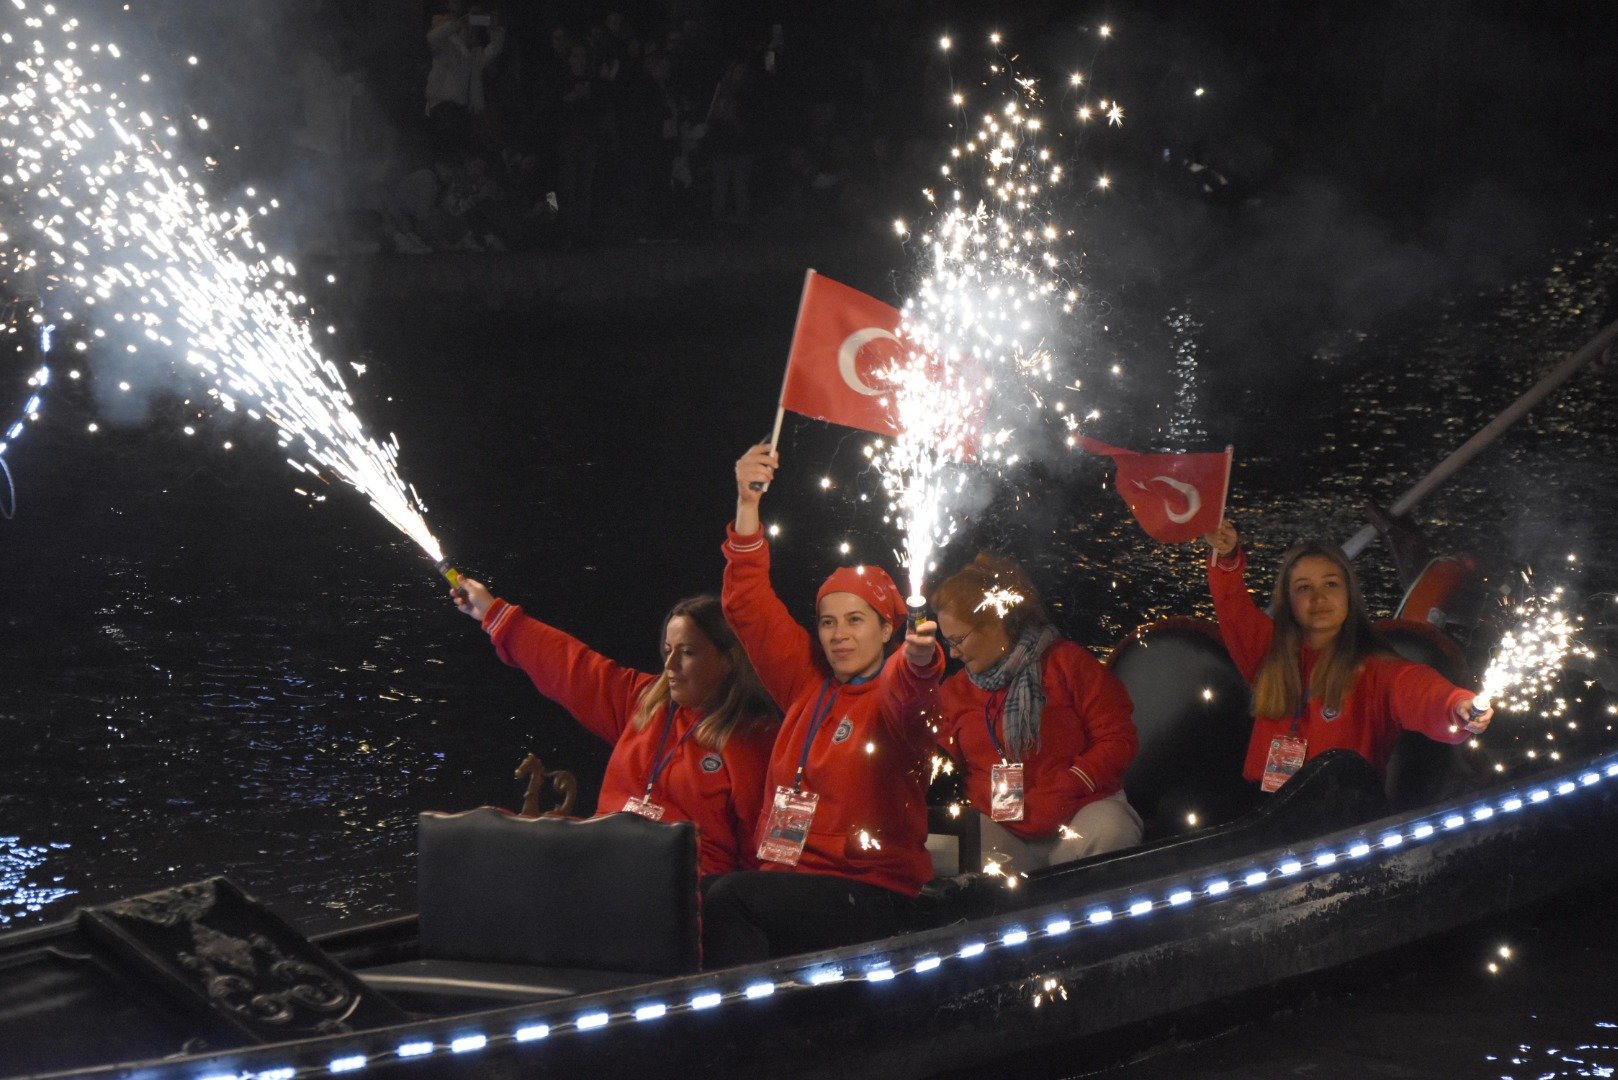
556 42 605 241
706 59 759 226
424 0 505 154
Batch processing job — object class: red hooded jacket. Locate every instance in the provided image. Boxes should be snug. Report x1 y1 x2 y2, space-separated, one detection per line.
482 599 775 877
933 640 1138 839
721 526 944 897
1208 549 1473 781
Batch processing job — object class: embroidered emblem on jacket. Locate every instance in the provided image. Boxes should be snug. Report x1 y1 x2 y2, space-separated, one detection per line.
700 753 724 773
832 717 854 744
1322 706 1340 721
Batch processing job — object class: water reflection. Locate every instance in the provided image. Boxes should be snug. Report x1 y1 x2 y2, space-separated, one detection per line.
0 837 74 927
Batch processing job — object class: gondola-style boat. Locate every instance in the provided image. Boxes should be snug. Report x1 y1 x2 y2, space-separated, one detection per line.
6 609 1618 1080
7 320 1616 1079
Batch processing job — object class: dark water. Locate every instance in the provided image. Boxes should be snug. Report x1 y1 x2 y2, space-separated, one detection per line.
2 223 1617 1077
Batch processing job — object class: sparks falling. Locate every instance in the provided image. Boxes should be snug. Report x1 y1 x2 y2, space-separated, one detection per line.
1473 588 1593 716
0 2 445 565
975 586 1025 617
872 32 1121 599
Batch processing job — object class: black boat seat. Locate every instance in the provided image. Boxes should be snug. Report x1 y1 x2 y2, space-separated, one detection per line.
1109 618 1255 838
1377 618 1481 810
359 809 699 1013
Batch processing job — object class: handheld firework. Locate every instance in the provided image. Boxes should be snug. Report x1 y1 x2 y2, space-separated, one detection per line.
436 559 468 600
906 595 928 636
1468 590 1589 723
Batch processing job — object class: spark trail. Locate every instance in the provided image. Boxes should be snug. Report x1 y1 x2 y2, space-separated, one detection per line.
0 1 444 563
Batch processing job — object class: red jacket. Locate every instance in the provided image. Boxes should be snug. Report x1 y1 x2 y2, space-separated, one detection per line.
482 599 775 877
933 640 1137 839
1207 549 1473 781
721 526 944 897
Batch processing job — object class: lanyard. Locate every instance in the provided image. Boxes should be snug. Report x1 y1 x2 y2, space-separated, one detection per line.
1290 691 1309 737
983 688 1012 763
643 701 700 801
792 679 840 791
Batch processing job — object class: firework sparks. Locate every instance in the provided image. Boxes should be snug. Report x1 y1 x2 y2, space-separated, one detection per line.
871 32 1121 599
973 587 1025 619
1472 588 1593 717
0 3 445 564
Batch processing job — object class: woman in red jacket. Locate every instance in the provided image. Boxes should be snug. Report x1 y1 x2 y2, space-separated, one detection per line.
1203 518 1493 793
701 442 944 967
452 580 778 879
930 553 1142 873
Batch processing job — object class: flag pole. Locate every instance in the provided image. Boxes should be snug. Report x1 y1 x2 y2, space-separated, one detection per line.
1216 444 1234 526
751 269 816 491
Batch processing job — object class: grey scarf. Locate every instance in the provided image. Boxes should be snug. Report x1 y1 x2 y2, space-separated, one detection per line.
967 625 1060 761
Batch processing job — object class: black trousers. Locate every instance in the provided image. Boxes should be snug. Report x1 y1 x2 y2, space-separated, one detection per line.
701 870 914 969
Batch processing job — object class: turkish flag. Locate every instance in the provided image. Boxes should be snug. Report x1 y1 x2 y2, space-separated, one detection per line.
1076 436 1233 543
778 270 907 438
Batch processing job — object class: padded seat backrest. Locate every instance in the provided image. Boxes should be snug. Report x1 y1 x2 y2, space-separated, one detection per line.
1377 619 1476 810
417 809 699 976
1108 619 1254 834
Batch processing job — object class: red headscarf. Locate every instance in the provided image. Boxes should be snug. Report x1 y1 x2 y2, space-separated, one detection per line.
815 565 907 628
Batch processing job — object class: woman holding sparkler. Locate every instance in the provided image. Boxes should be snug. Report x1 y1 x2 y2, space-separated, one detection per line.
930 554 1143 872
702 443 943 967
1203 518 1492 794
451 581 778 879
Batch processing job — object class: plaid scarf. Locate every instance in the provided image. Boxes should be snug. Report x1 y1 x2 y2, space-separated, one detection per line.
967 625 1060 761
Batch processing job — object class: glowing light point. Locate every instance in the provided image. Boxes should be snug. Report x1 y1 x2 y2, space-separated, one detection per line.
575 1011 610 1030
329 1056 366 1074
514 1024 550 1041
397 1042 433 1058
914 956 943 973
450 1034 487 1053
690 992 722 1010
744 982 775 999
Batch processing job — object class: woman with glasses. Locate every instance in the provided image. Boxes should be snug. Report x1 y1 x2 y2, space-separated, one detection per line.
930 553 1142 873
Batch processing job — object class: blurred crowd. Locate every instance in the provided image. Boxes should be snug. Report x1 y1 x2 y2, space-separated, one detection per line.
278 0 947 255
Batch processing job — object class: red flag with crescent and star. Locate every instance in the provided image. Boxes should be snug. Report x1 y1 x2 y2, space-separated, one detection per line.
777 270 906 438
1075 435 1233 543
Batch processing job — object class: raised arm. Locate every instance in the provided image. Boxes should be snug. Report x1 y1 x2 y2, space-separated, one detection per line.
722 443 817 707
876 621 944 750
1203 519 1274 682
453 577 649 744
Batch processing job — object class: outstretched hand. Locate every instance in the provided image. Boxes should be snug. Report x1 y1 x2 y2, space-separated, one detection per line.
1457 698 1494 736
452 576 496 622
904 619 939 670
734 442 778 536
1204 518 1238 558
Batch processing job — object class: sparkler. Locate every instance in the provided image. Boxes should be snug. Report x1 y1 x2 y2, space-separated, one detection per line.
0 2 448 570
872 32 1121 601
1471 588 1593 718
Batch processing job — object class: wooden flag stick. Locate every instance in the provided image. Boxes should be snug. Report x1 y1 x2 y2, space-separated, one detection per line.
751 269 816 491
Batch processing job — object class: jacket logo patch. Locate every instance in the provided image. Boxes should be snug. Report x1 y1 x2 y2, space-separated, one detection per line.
832 717 854 744
700 753 724 773
1321 706 1340 721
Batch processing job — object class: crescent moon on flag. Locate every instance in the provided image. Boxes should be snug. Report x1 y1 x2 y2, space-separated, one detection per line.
1151 475 1202 523
838 327 900 397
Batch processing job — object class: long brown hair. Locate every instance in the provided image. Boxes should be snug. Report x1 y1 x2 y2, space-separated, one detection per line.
631 594 777 749
1251 540 1389 718
929 552 1053 642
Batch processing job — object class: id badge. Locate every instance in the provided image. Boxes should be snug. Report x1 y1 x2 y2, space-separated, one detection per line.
757 786 819 866
623 796 665 821
1261 735 1308 793
990 762 1026 822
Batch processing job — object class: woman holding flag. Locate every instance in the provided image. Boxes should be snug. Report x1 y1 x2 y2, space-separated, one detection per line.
450 580 778 879
702 442 944 968
929 553 1143 873
1202 517 1493 794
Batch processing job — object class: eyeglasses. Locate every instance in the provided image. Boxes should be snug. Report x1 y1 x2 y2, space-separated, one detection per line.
942 626 977 653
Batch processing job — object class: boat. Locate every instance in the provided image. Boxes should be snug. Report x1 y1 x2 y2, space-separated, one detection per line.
6 321 1616 1080
5 604 1618 1080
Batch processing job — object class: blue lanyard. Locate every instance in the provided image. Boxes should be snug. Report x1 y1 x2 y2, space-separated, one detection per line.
792 679 840 791
643 701 700 801
983 689 1010 762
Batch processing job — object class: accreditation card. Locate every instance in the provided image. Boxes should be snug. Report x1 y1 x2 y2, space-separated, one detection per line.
989 762 1026 822
1261 735 1308 793
757 786 819 866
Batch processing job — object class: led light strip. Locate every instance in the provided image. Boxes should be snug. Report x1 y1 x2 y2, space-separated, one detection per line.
186 756 1618 1080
